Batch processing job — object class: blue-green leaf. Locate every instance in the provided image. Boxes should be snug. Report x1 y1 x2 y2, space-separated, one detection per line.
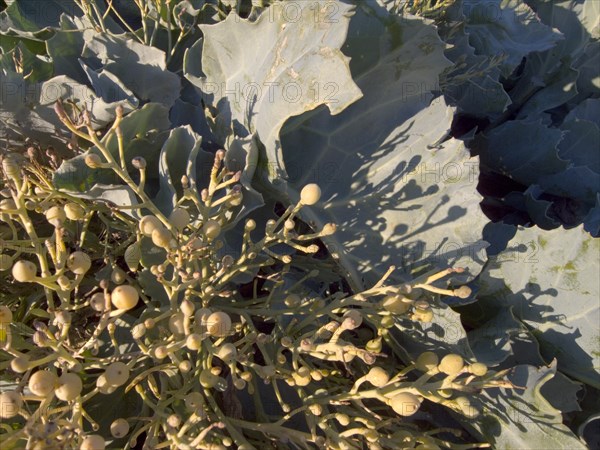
565 98 600 125
170 96 214 142
53 152 119 192
154 125 207 215
468 307 525 366
101 102 172 186
463 0 563 77
479 225 600 387
522 185 560 230
573 40 600 102
192 0 363 180
468 362 587 449
82 33 181 107
4 41 53 82
73 184 141 219
441 21 511 119
0 1 82 37
477 118 567 185
584 194 600 237
80 61 139 126
279 5 488 289
223 135 265 228
514 63 578 120
46 15 87 82
0 69 63 147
